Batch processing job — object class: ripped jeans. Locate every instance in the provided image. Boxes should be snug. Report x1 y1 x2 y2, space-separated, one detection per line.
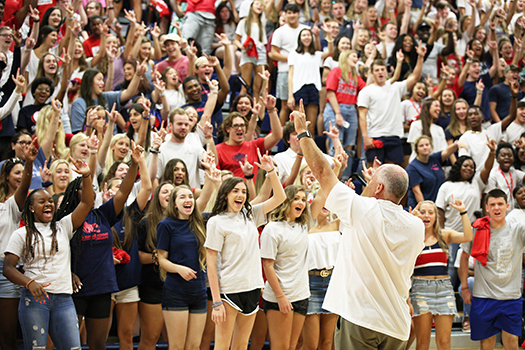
19 289 81 350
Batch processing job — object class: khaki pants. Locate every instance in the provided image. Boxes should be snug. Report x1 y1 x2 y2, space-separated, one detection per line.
334 317 407 350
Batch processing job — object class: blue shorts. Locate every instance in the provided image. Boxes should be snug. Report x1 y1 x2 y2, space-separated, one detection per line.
293 84 319 107
365 136 404 164
307 271 332 315
161 288 207 314
0 260 20 298
470 297 522 341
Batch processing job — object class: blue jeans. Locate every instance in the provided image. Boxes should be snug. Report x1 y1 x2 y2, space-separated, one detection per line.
19 289 81 350
324 103 358 179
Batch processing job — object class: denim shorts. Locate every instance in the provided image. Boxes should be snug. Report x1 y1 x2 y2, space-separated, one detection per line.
162 288 207 314
410 278 458 316
307 272 332 315
0 260 20 298
240 45 267 66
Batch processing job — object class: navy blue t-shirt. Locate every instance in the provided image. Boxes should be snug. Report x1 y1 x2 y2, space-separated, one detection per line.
17 104 47 133
113 200 145 291
156 217 206 295
434 112 450 130
460 81 490 120
488 82 524 120
137 217 164 289
71 198 122 297
407 152 445 208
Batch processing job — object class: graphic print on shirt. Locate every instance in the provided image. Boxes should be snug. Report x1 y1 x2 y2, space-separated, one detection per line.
81 222 108 241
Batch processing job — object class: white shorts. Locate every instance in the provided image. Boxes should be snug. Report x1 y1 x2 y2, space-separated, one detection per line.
111 286 140 304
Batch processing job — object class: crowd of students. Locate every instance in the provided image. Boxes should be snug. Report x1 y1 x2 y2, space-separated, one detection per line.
1 0 525 348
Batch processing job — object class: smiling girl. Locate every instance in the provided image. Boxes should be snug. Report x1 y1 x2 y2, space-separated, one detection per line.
205 151 286 350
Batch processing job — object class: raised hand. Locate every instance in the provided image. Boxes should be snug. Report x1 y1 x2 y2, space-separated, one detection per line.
396 49 405 62
323 121 340 139
12 68 25 93
204 53 219 67
39 160 52 183
215 33 231 46
239 155 254 177
198 120 214 139
68 155 90 176
154 120 168 142
87 130 99 152
129 140 144 164
205 166 222 186
12 26 22 47
449 195 466 212
290 99 308 134
51 98 62 113
510 80 519 96
207 78 219 93
29 5 40 21
261 88 277 110
154 76 166 96
409 201 422 219
416 40 427 56
486 135 497 154
123 9 137 24
106 103 118 124
254 149 275 172
151 23 161 39
476 79 485 93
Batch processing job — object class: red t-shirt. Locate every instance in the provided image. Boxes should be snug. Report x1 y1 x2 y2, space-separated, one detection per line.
83 36 101 57
325 67 366 105
216 138 266 178
182 0 215 15
37 0 57 22
155 55 190 82
2 0 22 29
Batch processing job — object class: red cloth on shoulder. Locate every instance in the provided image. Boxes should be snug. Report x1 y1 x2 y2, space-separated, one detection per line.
471 216 491 266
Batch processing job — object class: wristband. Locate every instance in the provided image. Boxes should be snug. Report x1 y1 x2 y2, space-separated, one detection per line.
34 19 40 22
267 107 277 113
276 294 285 298
42 181 53 188
297 152 304 157
244 173 255 179
26 279 35 289
89 149 97 154
82 173 92 179
210 90 218 95
460 211 467 216
159 92 166 97
466 59 473 63
107 6 114 9
461 285 469 290
212 301 223 308
68 17 75 20
149 148 160 154
511 93 517 99
265 168 276 177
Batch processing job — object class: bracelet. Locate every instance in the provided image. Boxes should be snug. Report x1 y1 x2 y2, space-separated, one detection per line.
297 152 304 157
149 148 160 154
461 285 469 290
33 19 40 22
325 39 334 43
107 6 114 9
24 47 32 52
466 59 473 63
82 173 92 179
89 150 97 154
511 94 517 99
142 116 150 120
276 294 285 298
159 92 166 97
26 279 35 289
42 181 53 188
212 301 223 308
267 107 277 113
266 168 276 176
86 124 93 128
68 16 75 20
210 90 218 95
245 173 255 179
460 211 467 216
476 91 483 95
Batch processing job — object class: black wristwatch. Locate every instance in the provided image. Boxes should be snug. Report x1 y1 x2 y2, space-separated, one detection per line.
297 130 312 141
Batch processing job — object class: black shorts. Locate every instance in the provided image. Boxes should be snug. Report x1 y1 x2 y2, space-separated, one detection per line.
139 284 163 305
401 137 412 156
221 288 261 315
293 84 319 107
263 297 309 316
73 293 112 319
365 136 404 164
161 288 207 313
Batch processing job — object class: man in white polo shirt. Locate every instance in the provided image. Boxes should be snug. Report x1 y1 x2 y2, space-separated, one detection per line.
290 102 425 350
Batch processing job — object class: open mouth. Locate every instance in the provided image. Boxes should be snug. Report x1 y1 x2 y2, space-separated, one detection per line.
43 208 54 219
294 206 304 214
234 199 244 207
422 219 431 225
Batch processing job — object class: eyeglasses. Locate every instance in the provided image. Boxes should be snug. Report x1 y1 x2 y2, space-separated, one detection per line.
16 141 32 146
0 33 13 39
231 124 246 129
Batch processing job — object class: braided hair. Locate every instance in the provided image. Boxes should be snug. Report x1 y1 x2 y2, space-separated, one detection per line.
22 190 58 263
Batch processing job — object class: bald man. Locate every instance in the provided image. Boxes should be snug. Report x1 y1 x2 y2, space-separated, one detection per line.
291 104 425 350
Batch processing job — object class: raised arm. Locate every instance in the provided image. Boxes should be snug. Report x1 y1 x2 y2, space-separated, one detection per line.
441 198 473 243
406 41 427 91
207 54 230 105
69 156 95 230
14 143 37 210
480 137 496 184
135 153 152 211
293 101 339 195
97 104 118 167
262 92 283 150
40 99 62 159
441 140 468 161
500 82 518 132
120 58 147 101
113 141 142 216
256 150 286 215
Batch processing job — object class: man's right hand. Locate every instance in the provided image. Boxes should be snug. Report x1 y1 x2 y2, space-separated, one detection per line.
364 136 375 150
461 287 472 304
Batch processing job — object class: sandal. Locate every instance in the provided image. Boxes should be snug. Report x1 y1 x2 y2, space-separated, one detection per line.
462 319 471 333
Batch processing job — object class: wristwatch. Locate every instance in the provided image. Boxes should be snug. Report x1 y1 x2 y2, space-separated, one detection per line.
297 130 312 141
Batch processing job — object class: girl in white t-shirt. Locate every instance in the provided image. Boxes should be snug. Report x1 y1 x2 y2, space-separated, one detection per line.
234 0 267 101
3 158 94 350
261 184 326 350
288 27 333 134
205 151 286 350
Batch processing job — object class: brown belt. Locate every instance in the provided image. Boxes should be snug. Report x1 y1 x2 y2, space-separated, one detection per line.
308 269 332 277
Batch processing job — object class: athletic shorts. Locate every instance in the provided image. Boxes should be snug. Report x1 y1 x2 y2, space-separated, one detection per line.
138 284 162 305
221 288 260 316
73 293 112 319
470 297 522 341
162 288 207 313
293 84 319 107
263 297 309 316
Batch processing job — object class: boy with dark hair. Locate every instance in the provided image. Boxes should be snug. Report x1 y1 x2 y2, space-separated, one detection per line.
459 188 525 350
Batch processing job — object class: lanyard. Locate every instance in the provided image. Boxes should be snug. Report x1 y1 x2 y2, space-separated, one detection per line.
410 99 421 116
498 166 514 199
